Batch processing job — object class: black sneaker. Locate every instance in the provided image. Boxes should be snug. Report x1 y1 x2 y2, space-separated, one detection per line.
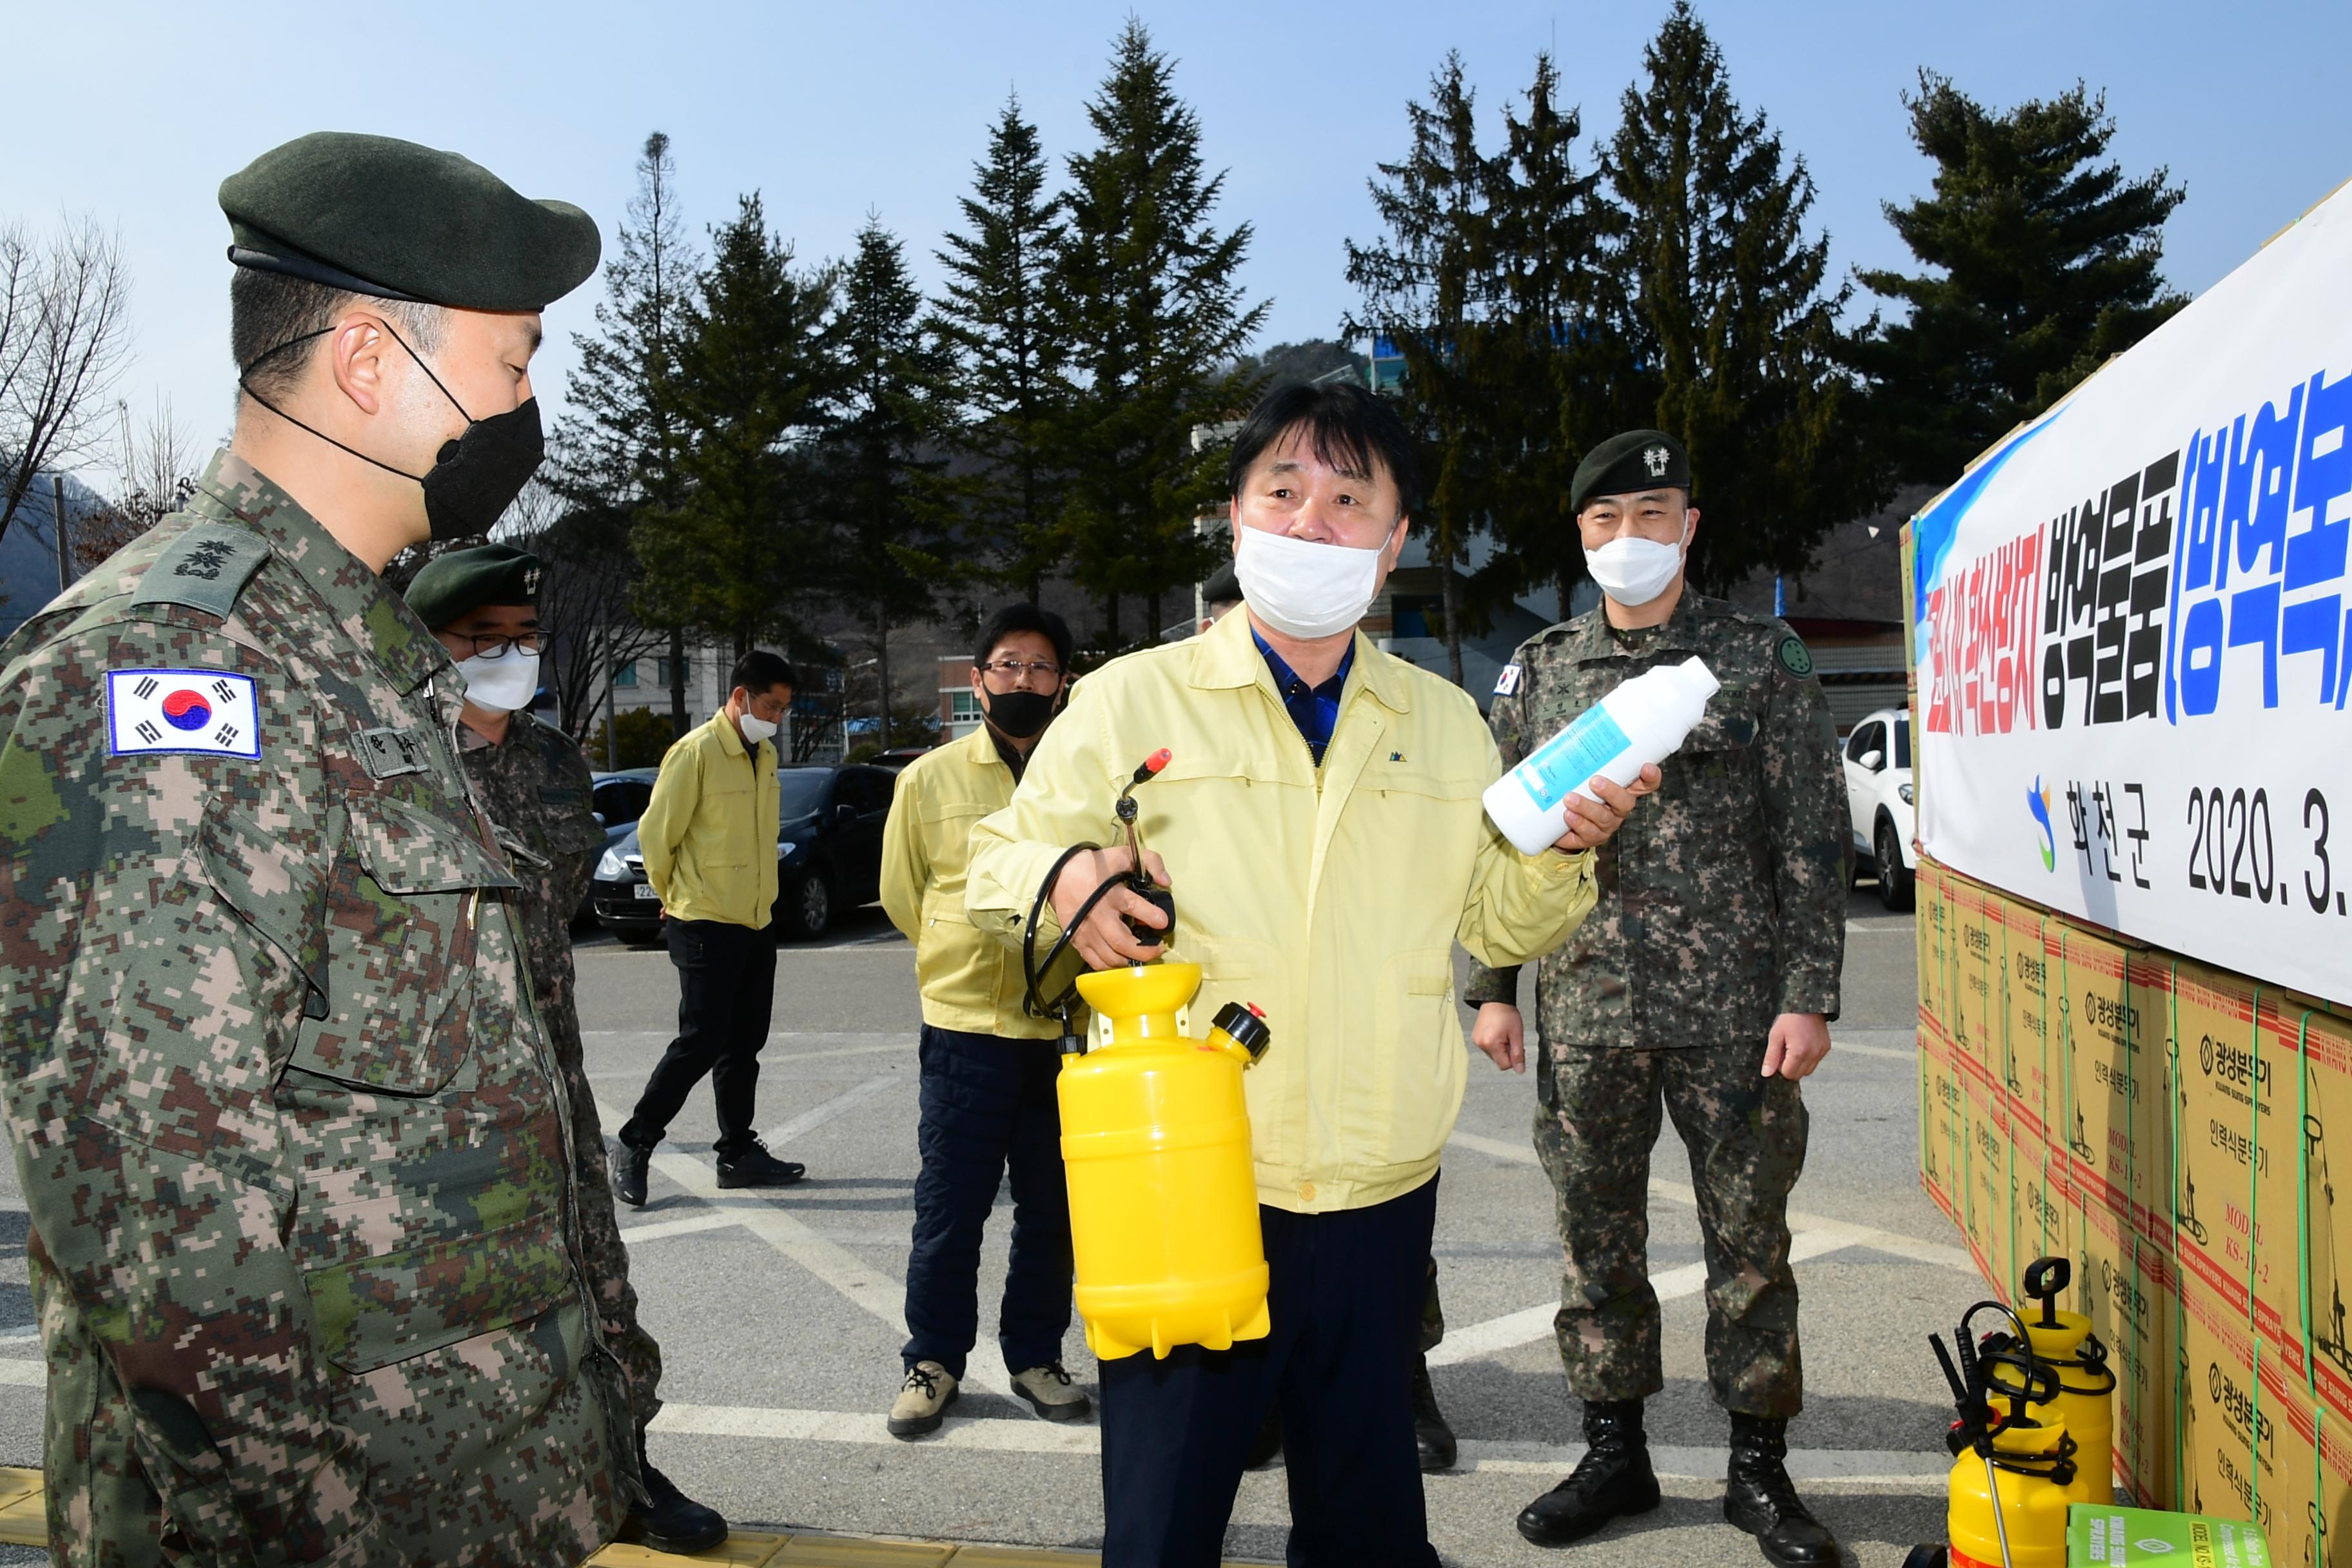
716 1138 805 1188
622 1462 727 1554
612 1141 650 1208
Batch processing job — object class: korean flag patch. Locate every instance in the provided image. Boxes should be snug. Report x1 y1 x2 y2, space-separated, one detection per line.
1493 663 1524 697
107 669 262 759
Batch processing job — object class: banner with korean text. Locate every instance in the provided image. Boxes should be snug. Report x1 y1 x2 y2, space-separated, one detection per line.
1911 178 2352 1005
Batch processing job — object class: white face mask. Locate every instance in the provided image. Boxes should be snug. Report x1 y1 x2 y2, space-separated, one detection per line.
454 649 540 716
1583 527 1689 607
1233 524 1389 641
737 710 779 746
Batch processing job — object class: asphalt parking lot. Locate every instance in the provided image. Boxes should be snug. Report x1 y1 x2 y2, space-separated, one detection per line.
0 885 1984 1565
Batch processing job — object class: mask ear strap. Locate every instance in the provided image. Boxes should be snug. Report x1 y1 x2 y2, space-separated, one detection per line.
236 322 438 484
375 317 473 424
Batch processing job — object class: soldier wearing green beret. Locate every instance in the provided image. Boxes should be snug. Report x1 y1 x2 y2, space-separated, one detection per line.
406 545 727 1553
1464 431 1848 1565
0 132 642 1565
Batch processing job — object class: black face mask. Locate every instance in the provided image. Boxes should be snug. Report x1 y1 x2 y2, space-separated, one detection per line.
983 689 1057 740
239 321 544 541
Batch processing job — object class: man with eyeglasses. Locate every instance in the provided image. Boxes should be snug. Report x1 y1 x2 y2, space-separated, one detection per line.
406 544 727 1553
879 605 1093 1436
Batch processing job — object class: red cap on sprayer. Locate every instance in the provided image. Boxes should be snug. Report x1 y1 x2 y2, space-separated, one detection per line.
1144 749 1171 774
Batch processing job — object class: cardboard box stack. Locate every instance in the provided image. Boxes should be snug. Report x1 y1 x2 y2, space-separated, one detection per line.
1913 854 2352 1553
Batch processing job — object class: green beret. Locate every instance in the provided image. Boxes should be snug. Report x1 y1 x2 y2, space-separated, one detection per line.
1202 561 1241 607
1571 429 1692 513
220 132 601 311
406 544 544 630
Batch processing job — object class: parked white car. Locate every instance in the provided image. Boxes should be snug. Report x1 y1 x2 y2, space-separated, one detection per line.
1843 706 1915 911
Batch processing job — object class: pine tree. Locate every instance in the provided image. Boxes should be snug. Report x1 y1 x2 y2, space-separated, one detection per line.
828 217 952 749
1346 53 1500 687
1854 73 2186 484
1058 19 1268 647
1610 1 1870 590
637 193 836 658
556 131 700 734
1484 54 1639 625
930 95 1072 605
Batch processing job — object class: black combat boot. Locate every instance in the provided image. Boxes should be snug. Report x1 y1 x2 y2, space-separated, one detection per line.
1723 1412 1841 1568
622 1438 728 1554
1411 1355 1457 1473
1242 1402 1283 1468
612 1141 650 1208
1516 1399 1660 1547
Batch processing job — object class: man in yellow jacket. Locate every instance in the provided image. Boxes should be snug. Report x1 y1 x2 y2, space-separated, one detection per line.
879 603 1092 1438
614 649 805 1203
966 381 1653 1567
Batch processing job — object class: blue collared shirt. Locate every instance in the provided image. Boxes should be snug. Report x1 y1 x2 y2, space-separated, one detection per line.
1252 626 1355 767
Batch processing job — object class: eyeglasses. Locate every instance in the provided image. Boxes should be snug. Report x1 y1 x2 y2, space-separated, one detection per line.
451 631 547 660
979 658 1063 681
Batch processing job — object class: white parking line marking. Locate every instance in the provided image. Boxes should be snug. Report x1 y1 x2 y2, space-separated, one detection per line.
594 1097 1013 1402
0 1360 40 1386
618 1211 744 1245
764 1076 899 1148
643 1400 1946 1487
1446 1131 1974 1274
1426 1230 1855 1367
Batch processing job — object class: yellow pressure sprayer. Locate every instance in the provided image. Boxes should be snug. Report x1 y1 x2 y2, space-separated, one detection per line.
1983 1258 2115 1505
1022 750 1275 1360
1905 1257 2099 1568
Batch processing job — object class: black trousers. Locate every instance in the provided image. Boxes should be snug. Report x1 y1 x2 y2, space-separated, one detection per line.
1099 1175 1442 1568
900 1024 1073 1379
619 917 777 1158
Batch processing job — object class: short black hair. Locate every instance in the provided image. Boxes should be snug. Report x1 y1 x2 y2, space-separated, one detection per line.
730 649 798 697
974 603 1074 670
231 268 446 400
1226 379 1418 519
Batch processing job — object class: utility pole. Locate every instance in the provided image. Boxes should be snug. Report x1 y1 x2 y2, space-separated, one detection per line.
602 625 619 770
52 475 70 594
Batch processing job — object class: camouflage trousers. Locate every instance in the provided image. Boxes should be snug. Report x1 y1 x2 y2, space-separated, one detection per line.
549 1007 666 1435
1534 1040 1808 1416
1420 1256 1444 1356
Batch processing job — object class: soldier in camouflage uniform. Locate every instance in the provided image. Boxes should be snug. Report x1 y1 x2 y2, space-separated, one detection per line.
406 545 727 1553
0 133 636 1565
1465 431 1847 1565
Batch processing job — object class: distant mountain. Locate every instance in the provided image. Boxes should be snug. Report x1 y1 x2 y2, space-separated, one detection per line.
0 473 108 640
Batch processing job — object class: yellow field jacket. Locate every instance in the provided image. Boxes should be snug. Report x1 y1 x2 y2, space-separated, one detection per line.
966 608 1598 1213
881 726 1062 1039
638 712 781 928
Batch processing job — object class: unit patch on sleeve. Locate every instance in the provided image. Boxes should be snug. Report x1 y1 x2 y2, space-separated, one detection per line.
1776 636 1814 678
1493 663 1524 696
106 669 262 758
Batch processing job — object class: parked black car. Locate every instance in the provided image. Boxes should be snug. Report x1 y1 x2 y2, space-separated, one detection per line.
589 763 897 943
573 769 662 926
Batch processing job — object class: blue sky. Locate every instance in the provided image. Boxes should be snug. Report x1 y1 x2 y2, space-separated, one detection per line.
6 0 2346 490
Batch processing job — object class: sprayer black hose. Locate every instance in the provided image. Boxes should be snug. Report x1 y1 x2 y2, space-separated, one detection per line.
1023 844 1146 1021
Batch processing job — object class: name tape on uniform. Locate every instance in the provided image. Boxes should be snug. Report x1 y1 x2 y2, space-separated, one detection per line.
106 669 262 759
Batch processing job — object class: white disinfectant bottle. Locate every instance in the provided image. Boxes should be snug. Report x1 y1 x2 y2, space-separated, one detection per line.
1483 656 1723 855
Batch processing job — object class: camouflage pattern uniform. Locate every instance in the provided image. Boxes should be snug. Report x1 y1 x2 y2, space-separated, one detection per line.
0 452 634 1566
1463 591 1846 1417
457 711 665 1430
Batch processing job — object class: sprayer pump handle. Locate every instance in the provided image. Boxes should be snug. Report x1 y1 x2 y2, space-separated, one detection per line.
2021 1256 2069 1326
